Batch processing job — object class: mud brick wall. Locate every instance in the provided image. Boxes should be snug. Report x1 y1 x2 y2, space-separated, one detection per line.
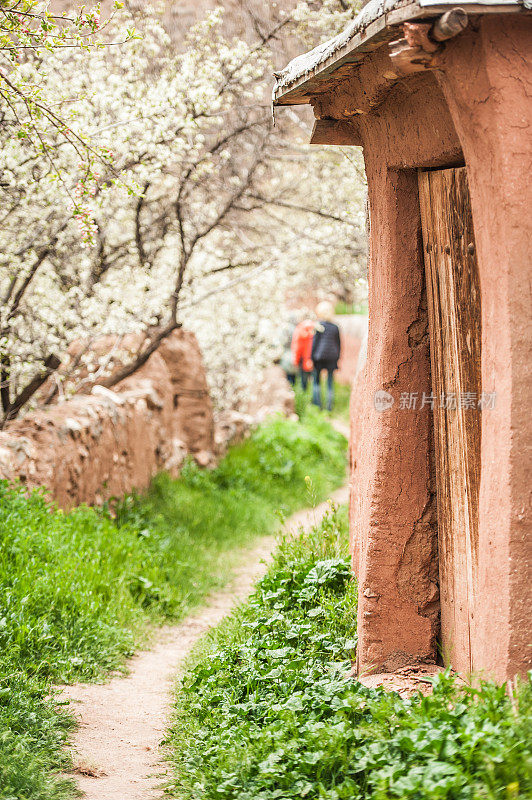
0 331 214 509
315 17 531 680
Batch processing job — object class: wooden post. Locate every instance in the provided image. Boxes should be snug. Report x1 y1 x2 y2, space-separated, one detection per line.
431 9 469 42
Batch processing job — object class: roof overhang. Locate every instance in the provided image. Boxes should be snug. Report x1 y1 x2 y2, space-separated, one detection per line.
273 0 527 106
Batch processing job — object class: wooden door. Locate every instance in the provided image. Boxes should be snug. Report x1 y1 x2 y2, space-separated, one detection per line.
418 167 482 674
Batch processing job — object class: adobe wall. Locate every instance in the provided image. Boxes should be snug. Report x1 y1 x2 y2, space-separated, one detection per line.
435 18 532 680
348 329 367 566
314 16 531 680
315 69 462 673
0 331 215 509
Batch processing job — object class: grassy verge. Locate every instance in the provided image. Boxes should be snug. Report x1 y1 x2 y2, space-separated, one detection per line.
0 411 346 800
334 301 368 316
331 380 351 424
168 507 532 800
294 380 351 424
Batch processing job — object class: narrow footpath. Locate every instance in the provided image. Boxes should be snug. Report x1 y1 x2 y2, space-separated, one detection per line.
62 483 349 800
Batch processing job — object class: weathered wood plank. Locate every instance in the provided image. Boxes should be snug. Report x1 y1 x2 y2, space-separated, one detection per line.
418 166 482 674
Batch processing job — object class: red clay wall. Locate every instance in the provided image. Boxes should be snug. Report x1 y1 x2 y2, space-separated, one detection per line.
316 69 463 673
435 18 532 681
0 331 214 509
314 16 531 680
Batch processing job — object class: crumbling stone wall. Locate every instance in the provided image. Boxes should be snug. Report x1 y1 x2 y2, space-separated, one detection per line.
0 330 214 509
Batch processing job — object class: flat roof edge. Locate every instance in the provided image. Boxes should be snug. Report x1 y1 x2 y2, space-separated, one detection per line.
273 0 527 106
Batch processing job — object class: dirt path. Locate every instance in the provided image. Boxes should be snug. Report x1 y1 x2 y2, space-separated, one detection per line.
62 484 349 800
330 417 350 438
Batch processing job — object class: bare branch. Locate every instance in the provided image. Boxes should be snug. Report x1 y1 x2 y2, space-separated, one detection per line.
1 353 61 426
178 259 276 312
134 181 151 268
246 192 359 226
5 245 52 322
98 322 180 390
0 353 10 413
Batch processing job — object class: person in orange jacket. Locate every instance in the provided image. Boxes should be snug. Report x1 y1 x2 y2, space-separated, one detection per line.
291 319 315 390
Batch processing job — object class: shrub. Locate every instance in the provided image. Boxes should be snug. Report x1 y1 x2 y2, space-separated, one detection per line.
168 507 532 800
0 412 346 800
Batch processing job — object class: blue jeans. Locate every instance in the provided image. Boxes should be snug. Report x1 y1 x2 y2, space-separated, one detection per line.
312 367 335 411
299 367 312 390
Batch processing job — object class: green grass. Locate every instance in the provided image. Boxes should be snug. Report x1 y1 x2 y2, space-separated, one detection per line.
334 300 368 316
294 383 311 418
168 508 532 800
331 380 351 423
0 411 347 800
294 380 351 424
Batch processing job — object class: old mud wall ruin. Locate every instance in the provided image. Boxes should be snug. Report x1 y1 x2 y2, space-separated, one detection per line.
0 331 215 509
0 329 296 510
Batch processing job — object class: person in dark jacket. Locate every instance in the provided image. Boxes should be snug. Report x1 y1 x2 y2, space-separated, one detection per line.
311 301 341 411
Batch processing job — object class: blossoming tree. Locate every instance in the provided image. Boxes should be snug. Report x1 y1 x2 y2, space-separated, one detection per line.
0 2 366 422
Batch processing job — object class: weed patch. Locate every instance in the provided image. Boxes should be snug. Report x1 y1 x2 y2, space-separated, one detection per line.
0 412 346 800
330 380 351 423
168 507 532 800
294 380 351 423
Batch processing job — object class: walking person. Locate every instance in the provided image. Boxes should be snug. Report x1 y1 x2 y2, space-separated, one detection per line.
291 318 315 390
311 301 341 411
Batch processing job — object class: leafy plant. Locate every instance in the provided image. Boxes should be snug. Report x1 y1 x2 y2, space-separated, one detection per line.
294 383 311 419
334 300 368 316
331 380 351 423
168 508 532 800
0 412 346 800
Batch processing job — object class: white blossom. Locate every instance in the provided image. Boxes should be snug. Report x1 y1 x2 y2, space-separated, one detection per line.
0 3 366 421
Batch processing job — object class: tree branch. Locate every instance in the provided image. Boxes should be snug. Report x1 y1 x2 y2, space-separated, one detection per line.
246 193 358 226
178 259 276 312
135 181 150 268
5 246 51 322
0 354 10 414
98 322 180 390
1 353 61 426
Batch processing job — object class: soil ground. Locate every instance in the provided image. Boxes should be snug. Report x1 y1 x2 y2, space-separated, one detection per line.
61 485 349 800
